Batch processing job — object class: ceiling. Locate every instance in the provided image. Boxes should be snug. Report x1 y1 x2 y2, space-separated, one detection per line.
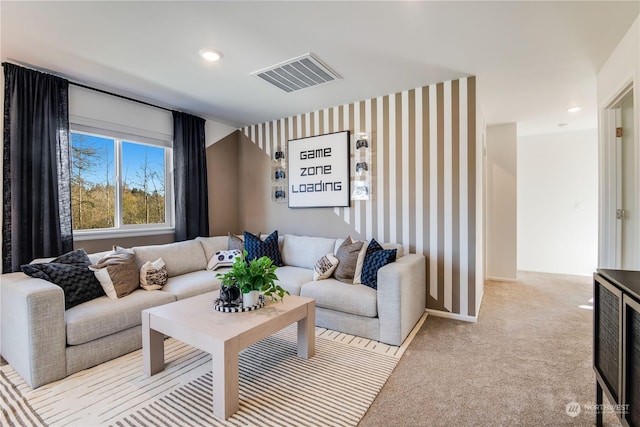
1 1 638 136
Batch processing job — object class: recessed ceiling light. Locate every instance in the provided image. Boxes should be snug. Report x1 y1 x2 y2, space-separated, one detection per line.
567 106 581 113
199 48 223 62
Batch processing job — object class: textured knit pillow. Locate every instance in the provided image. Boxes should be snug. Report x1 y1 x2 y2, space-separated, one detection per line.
313 253 340 281
21 248 105 309
333 237 364 284
207 249 242 270
244 230 284 266
140 258 168 290
361 238 397 290
89 251 139 299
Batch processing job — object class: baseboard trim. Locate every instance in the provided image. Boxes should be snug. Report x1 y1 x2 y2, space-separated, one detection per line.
425 309 478 323
486 276 518 282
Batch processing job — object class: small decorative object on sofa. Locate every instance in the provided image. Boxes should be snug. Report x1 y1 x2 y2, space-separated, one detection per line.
313 253 340 280
139 258 168 290
207 249 242 270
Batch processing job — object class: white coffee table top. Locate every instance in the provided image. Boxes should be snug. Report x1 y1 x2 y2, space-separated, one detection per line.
145 290 314 350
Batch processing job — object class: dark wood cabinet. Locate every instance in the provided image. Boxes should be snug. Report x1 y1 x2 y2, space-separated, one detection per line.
595 269 640 426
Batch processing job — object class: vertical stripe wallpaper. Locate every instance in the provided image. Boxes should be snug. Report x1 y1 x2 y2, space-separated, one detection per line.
241 77 482 319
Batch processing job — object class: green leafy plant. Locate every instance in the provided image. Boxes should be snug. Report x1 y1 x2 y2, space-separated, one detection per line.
216 250 289 302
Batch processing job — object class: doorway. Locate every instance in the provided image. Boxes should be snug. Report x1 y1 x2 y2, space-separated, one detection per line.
610 86 636 269
618 90 635 268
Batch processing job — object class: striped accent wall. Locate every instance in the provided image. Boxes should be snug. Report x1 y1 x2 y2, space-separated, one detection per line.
242 77 482 318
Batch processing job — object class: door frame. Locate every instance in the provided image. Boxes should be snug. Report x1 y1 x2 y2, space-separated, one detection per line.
600 82 635 269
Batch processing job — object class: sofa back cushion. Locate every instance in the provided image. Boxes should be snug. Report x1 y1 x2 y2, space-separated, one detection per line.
195 236 229 262
281 234 337 270
133 240 207 277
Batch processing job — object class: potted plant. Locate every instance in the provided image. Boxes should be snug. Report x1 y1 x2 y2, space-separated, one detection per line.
216 250 289 307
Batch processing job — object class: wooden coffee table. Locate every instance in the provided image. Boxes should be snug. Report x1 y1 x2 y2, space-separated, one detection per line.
141 291 315 420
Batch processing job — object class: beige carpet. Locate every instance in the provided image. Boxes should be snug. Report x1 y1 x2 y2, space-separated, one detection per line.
1 325 418 427
360 271 621 427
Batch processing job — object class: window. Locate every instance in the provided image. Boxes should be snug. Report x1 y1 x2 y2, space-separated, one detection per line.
70 130 173 235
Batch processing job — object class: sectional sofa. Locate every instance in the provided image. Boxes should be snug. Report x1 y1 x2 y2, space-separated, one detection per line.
1 233 426 388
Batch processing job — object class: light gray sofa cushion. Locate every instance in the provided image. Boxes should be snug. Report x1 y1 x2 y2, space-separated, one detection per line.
274 266 314 296
161 270 222 300
381 242 404 259
195 236 229 263
281 234 337 270
66 289 176 346
133 240 207 277
301 279 378 317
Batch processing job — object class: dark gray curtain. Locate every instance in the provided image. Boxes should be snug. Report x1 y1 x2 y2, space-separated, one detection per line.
2 63 73 272
173 111 209 241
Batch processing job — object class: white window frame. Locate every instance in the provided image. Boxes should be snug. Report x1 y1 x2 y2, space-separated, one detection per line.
70 125 175 240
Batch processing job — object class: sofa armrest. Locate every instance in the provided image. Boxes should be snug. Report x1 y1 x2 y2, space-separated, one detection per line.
1 273 67 388
376 254 426 346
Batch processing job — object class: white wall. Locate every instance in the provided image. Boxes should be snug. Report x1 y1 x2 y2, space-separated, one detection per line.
518 129 598 276
69 85 236 147
486 123 517 280
597 16 640 268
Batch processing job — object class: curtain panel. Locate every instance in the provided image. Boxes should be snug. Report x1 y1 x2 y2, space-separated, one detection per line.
2 63 73 272
173 111 209 241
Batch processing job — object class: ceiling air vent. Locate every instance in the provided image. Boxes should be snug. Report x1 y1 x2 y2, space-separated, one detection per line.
251 53 341 93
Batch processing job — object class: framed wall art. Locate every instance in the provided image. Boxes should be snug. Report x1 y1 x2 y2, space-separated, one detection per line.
287 130 350 208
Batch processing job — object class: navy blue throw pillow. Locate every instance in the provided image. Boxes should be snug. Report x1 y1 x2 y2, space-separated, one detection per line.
361 239 397 290
21 248 105 310
244 230 284 266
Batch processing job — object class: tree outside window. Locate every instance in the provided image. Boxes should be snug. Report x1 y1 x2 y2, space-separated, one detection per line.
70 131 169 231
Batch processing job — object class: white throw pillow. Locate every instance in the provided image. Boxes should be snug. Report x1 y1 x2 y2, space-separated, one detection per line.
207 249 242 270
313 253 340 281
352 240 370 284
140 258 168 290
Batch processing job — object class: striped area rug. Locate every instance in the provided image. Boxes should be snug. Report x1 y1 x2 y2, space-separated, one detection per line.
1 325 417 427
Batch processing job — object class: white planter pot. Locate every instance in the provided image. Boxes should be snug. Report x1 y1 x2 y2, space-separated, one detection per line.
242 290 260 308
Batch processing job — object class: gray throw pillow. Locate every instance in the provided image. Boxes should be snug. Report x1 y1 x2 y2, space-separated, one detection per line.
333 237 364 284
228 232 244 251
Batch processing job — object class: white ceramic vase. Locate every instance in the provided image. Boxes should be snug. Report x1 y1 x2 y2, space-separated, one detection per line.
242 290 260 308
